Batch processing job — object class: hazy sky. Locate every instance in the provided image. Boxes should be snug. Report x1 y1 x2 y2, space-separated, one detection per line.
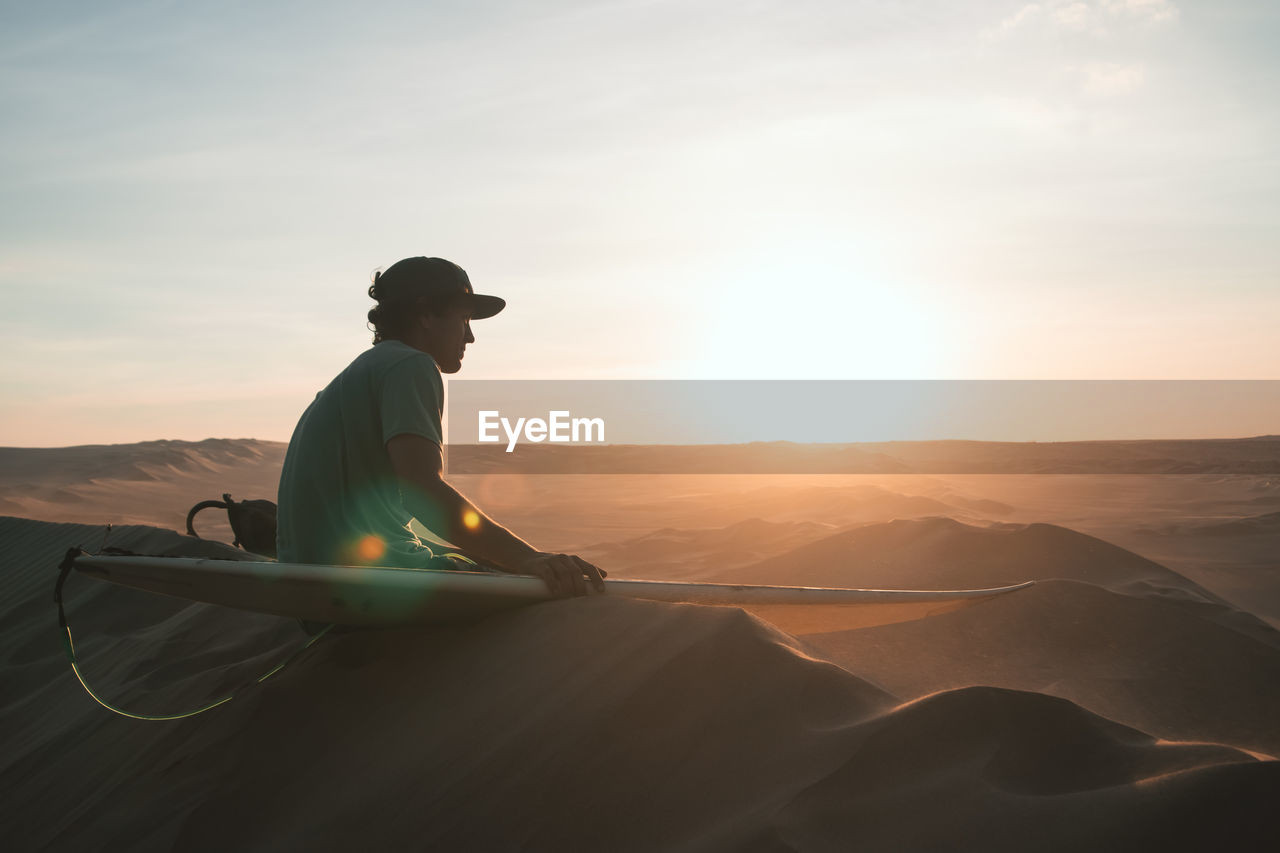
2 0 1277 446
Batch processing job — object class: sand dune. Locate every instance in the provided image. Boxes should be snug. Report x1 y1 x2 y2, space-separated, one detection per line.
803 579 1280 757
0 438 281 488
714 516 1205 592
0 439 286 544
618 483 981 529
766 687 1276 853
577 517 840 580
730 513 1280 644
3 439 1279 849
1101 506 1280 629
1164 510 1280 536
445 436 1280 474
3 517 1276 851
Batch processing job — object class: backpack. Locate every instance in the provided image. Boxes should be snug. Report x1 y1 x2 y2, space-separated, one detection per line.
185 493 278 558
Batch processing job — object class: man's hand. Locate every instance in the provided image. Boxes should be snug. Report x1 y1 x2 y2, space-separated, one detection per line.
517 552 607 598
387 434 609 593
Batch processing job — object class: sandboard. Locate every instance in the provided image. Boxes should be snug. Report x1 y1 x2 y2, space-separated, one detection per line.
70 554 1033 631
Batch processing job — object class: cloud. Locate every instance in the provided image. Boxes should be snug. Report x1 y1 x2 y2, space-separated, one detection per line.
991 3 1043 38
1052 3 1096 31
989 0 1178 39
1068 61 1147 95
1102 0 1179 25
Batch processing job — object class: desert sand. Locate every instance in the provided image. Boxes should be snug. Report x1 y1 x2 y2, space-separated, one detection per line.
2 438 1278 850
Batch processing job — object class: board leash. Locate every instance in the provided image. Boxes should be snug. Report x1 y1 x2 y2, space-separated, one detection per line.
55 544 332 721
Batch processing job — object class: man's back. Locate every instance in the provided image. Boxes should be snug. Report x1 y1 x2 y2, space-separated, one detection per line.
276 340 445 567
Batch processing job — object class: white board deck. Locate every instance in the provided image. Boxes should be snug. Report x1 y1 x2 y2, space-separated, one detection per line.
71 554 1033 630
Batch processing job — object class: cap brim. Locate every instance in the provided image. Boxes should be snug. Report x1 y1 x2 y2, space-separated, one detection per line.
461 293 505 320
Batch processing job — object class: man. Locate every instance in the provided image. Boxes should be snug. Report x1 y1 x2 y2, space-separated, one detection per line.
276 256 605 597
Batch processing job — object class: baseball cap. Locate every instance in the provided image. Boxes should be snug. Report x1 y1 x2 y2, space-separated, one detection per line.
371 256 505 320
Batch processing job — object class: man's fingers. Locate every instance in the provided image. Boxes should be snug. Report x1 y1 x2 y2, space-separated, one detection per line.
555 559 574 597
561 556 587 597
565 554 606 595
537 559 563 597
544 554 580 597
572 556 607 593
544 556 576 598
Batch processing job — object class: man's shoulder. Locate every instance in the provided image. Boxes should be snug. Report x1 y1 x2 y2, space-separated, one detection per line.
350 341 440 376
361 343 444 405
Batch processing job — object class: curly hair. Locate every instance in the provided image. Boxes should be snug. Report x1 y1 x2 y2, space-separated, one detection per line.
366 269 455 344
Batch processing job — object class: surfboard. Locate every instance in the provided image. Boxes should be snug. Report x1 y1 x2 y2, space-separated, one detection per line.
69 554 1033 631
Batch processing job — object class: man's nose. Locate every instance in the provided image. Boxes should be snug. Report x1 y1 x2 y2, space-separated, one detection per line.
465 324 475 344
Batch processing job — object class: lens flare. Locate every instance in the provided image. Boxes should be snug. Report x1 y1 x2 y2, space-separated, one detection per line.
356 535 386 563
462 510 481 530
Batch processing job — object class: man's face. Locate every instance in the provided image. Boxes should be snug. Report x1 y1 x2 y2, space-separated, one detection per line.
420 305 475 374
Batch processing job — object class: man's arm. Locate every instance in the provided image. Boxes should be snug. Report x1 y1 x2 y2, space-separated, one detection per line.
386 433 606 597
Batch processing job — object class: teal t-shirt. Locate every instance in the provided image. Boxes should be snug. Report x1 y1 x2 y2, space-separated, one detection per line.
276 340 446 567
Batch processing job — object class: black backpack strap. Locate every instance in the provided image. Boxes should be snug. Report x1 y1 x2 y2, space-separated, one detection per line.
185 498 229 539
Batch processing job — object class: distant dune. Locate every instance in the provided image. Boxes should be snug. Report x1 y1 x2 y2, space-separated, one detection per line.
577 517 840 581
0 438 283 486
616 482 980 528
1164 511 1280 537
716 516 1209 592
446 436 1280 474
0 439 287 543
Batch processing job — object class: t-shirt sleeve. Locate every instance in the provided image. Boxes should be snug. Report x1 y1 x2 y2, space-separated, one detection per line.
380 355 444 446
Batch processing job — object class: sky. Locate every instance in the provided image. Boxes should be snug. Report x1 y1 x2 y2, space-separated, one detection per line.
1 0 1277 446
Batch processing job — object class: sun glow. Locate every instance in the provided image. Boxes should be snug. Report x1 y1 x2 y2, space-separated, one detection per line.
690 240 953 379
